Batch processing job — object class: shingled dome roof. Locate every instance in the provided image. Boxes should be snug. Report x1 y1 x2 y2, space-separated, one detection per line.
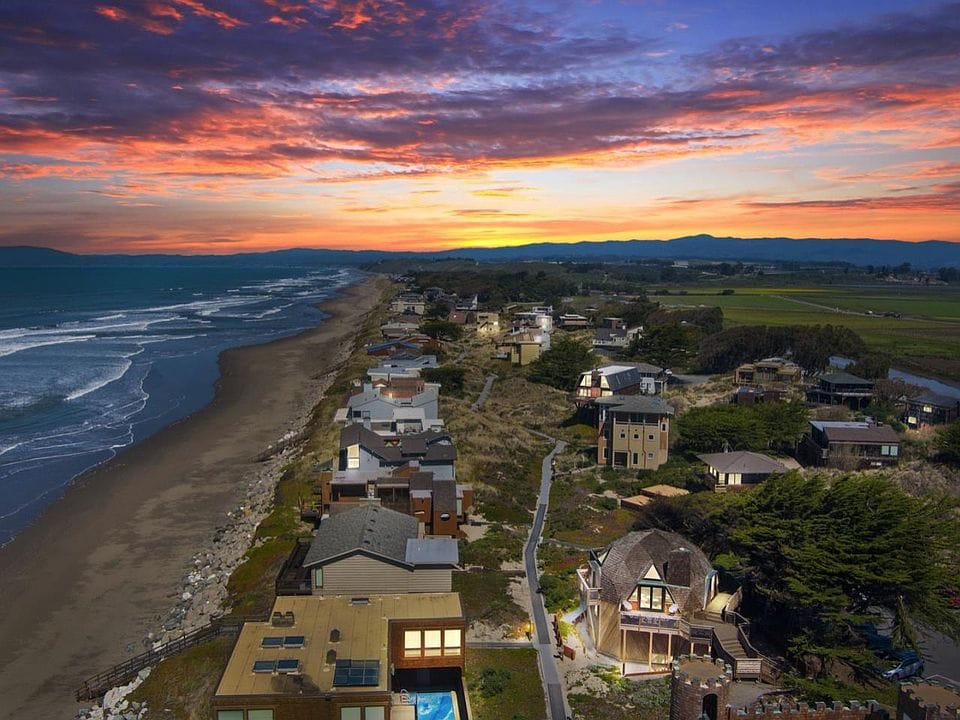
597 529 714 613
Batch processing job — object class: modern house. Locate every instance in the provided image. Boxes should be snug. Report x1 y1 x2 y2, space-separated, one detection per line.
801 420 901 468
577 529 736 675
301 505 458 595
495 328 550 366
595 395 674 470
367 341 423 357
558 313 591 329
592 326 642 350
733 358 802 387
389 294 427 316
696 451 788 492
367 355 439 382
335 381 441 435
213 592 467 720
806 372 875 410
575 364 666 406
512 307 553 333
319 464 473 538
337 425 456 482
475 312 500 336
904 391 960 428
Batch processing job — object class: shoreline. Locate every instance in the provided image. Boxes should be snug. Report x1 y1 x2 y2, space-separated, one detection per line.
0 275 385 717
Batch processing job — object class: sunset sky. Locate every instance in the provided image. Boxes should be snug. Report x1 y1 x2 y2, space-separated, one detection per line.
1 0 959 253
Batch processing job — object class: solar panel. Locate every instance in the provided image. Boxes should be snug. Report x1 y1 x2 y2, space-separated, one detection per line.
283 635 305 648
252 660 276 673
276 658 301 674
333 659 380 687
260 636 283 648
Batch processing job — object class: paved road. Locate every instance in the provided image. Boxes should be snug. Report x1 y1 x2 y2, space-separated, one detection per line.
470 373 497 411
523 437 569 720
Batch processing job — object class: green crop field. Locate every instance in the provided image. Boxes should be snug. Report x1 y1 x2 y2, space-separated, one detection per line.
649 284 960 377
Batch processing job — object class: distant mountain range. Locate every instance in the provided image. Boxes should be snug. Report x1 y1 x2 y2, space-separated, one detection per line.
2 235 959 269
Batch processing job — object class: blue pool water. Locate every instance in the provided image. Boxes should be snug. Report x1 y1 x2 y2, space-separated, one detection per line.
414 692 456 720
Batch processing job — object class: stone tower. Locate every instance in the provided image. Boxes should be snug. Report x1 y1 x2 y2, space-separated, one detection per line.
670 654 733 720
898 679 960 720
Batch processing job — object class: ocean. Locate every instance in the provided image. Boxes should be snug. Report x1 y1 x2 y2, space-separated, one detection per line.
0 264 358 545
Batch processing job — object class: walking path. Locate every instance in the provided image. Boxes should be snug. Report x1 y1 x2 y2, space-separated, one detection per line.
470 373 497 411
524 436 569 720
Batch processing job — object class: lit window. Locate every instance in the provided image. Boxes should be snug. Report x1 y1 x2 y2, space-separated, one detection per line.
217 712 244 720
444 628 462 655
638 585 664 611
248 711 274 720
404 630 421 658
424 629 442 657
314 568 323 588
347 445 360 470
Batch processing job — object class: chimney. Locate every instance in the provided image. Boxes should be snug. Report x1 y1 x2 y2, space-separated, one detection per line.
665 547 692 587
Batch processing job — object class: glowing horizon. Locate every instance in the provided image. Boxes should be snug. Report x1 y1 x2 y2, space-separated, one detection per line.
1 1 959 254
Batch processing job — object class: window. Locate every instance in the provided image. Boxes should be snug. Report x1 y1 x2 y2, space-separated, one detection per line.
619 431 626 439
340 709 362 720
347 444 360 469
217 712 244 720
638 585 665 611
661 423 667 432
648 434 654 441
632 453 639 465
365 708 386 720
276 659 300 674
253 660 276 673
284 635 305 648
440 513 451 521
647 452 654 459
424 629 442 657
314 567 323 588
444 628 462 655
260 636 283 648
404 630 421 658
248 712 274 720
633 432 639 440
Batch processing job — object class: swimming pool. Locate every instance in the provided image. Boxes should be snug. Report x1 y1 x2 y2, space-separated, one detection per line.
413 691 457 720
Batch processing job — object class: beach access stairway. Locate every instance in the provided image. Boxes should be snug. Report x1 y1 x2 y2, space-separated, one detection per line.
711 609 787 684
75 614 266 701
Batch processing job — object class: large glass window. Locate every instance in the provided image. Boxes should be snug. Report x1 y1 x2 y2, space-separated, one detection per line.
248 711 274 720
404 630 421 658
346 445 360 469
217 712 244 720
444 628 462 655
638 585 665 611
340 709 362 720
365 708 386 720
423 629 442 657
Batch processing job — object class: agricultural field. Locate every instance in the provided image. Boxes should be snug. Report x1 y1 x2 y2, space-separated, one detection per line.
649 284 960 376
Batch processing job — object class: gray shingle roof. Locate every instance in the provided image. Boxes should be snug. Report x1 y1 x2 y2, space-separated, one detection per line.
907 390 960 409
696 451 787 475
303 504 418 568
594 394 675 416
339 425 456 463
597 529 714 612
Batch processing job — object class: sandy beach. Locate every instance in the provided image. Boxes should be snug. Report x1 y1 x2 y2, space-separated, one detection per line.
0 276 384 718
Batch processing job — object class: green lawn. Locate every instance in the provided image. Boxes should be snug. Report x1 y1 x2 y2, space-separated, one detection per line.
650 284 960 364
465 648 547 720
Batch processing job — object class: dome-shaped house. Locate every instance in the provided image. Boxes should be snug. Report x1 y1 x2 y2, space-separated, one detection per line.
578 529 737 674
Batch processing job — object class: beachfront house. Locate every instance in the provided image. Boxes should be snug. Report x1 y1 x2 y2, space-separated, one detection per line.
338 425 456 481
696 450 788 492
213 592 468 720
801 420 901 468
592 325 642 350
495 328 550 366
806 372 875 410
512 306 553 333
390 293 427 316
576 529 739 676
594 395 674 471
335 381 441 436
302 504 458 595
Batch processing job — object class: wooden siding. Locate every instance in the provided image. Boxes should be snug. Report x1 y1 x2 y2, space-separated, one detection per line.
317 554 451 595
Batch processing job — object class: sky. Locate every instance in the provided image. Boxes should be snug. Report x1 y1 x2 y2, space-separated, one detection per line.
1 0 959 254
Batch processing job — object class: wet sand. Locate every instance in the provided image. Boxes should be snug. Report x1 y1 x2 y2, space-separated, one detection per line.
0 276 384 717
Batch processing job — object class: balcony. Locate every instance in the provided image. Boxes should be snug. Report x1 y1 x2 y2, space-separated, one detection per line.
620 611 680 632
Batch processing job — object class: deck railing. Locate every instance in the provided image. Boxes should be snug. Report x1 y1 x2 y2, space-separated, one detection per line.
75 614 267 702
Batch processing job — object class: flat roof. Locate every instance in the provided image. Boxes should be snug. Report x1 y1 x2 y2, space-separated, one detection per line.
216 593 463 698
641 484 690 498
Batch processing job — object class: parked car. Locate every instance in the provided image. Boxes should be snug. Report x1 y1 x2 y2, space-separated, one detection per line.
881 651 924 681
